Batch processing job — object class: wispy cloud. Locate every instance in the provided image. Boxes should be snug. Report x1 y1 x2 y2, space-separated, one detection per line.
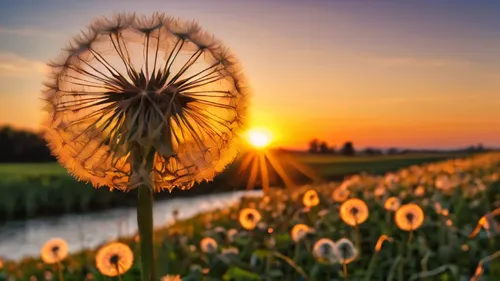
0 26 62 38
0 52 48 77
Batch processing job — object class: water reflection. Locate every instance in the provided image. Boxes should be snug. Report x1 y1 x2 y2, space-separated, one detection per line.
0 190 262 260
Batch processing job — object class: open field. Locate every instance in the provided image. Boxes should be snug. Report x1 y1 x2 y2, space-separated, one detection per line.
0 152 475 222
1 152 499 280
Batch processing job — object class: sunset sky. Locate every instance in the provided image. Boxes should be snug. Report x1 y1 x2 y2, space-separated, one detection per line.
0 0 499 149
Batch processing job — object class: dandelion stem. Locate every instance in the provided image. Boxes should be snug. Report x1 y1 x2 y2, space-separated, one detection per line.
115 263 123 281
354 224 361 255
137 184 156 281
56 261 64 281
343 263 348 281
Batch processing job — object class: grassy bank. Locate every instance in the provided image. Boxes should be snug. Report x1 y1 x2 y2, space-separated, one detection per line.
1 152 499 280
0 152 473 222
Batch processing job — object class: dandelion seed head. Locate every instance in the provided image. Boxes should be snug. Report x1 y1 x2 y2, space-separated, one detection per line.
95 242 134 277
384 197 401 212
340 198 369 226
200 237 218 254
312 238 339 265
336 238 358 264
395 203 424 231
303 189 320 207
238 208 261 230
291 224 311 242
40 238 68 264
332 187 350 202
43 13 249 192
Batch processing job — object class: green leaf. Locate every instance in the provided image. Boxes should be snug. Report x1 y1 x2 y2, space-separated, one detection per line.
222 266 262 281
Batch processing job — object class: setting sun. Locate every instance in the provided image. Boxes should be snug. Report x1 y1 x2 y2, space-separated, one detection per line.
247 128 272 148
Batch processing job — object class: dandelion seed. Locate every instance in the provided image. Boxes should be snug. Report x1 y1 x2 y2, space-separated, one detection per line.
200 237 218 254
384 197 401 212
375 235 393 252
395 203 424 231
95 242 134 277
41 238 68 264
336 238 358 264
161 275 181 281
290 224 311 242
303 189 320 207
238 208 261 230
340 198 369 226
312 238 339 265
42 13 249 192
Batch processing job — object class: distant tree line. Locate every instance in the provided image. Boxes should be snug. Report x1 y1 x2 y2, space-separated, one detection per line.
308 139 356 156
308 138 488 156
0 126 55 163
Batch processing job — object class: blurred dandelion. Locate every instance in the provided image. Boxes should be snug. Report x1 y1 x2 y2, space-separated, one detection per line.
336 238 358 278
41 238 68 264
414 185 425 196
226 228 238 243
290 224 311 242
332 187 350 202
200 237 218 254
40 238 67 281
312 238 338 265
95 242 134 278
340 198 369 226
336 238 358 264
42 13 249 281
384 197 401 212
238 208 261 230
468 208 500 238
161 275 181 281
375 235 393 252
303 189 320 208
395 203 424 232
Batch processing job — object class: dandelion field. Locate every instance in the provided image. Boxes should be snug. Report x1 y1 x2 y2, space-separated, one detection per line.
2 152 499 281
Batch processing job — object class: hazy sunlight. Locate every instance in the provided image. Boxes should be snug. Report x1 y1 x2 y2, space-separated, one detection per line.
247 128 272 148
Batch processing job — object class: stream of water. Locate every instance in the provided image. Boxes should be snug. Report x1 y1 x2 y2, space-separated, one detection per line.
0 190 262 261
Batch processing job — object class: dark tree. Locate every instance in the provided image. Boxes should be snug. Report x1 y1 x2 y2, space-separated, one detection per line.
319 141 330 154
340 141 355 156
308 139 320 153
363 147 382 156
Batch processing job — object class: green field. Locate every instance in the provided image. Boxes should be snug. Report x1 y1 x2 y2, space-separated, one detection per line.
0 152 474 222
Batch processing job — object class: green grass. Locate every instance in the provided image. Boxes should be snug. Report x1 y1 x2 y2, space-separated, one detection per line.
0 163 67 179
294 152 474 179
0 152 474 222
